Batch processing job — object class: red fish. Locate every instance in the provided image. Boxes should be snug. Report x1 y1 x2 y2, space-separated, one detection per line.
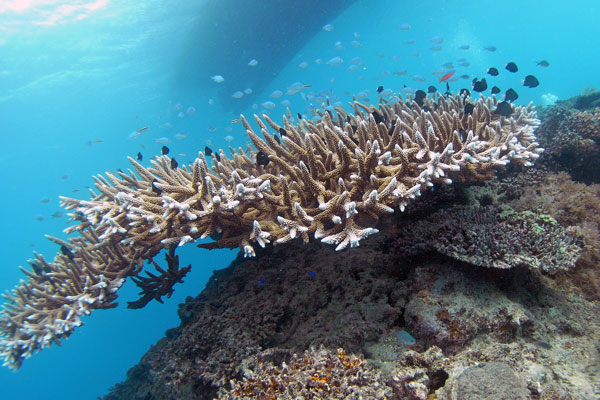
439 73 454 82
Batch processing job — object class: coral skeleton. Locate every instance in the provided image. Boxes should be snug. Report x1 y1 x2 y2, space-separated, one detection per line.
0 93 542 370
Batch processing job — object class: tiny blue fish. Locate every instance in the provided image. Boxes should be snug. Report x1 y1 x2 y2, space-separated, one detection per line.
308 270 316 278
258 279 264 286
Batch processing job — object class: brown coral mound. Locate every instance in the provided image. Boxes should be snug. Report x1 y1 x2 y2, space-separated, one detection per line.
218 346 393 399
0 94 541 370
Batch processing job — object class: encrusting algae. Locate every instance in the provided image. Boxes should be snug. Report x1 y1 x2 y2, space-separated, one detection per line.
0 93 542 370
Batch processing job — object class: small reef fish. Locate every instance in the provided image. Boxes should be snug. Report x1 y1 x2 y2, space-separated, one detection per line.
430 46 443 51
256 151 270 166
346 65 358 72
204 146 213 156
51 211 64 218
298 61 309 69
161 146 170 155
414 90 426 107
536 60 550 67
186 106 196 114
129 126 149 140
464 103 475 115
472 78 488 92
483 46 497 52
248 59 258 67
505 62 518 73
350 40 362 47
60 174 69 180
487 67 499 76
170 158 178 169
505 88 518 102
85 139 103 145
60 245 74 260
270 90 283 98
322 23 334 31
177 111 185 118
523 75 539 88
34 215 44 222
286 82 311 95
154 137 171 145
326 56 343 66
230 118 241 124
224 135 235 142
427 86 437 93
411 74 426 82
314 58 323 64
261 101 276 109
137 152 143 161
208 126 217 132
232 91 244 99
491 86 501 94
439 73 454 82
398 23 411 30
244 88 253 95
280 99 291 107
211 75 225 83
429 36 444 44
174 132 189 140
334 41 344 51
459 44 470 50
494 101 513 116
40 197 51 204
161 122 173 129
377 86 384 93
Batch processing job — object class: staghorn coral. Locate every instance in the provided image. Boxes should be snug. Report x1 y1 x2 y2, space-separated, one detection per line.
217 346 393 399
0 93 541 370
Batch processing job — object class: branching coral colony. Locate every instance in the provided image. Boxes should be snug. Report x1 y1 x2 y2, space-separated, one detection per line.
0 94 542 369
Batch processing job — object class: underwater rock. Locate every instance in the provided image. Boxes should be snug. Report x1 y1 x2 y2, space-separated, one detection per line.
445 362 529 400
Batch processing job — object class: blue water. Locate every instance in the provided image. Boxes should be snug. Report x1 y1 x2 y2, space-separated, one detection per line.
0 0 598 398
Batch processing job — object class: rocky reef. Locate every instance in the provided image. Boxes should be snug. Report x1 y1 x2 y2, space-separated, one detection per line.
102 92 600 400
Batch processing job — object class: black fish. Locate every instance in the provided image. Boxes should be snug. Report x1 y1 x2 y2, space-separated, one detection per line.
32 262 43 275
505 62 518 72
505 88 518 102
459 129 468 142
487 67 499 76
204 146 213 156
523 75 539 88
278 127 287 136
444 82 451 96
494 101 513 117
377 85 384 93
491 86 501 94
256 151 270 166
151 179 162 195
273 134 280 144
464 103 475 115
414 90 426 107
161 145 170 155
427 85 437 93
387 119 397 136
459 88 470 98
297 112 303 120
136 152 143 161
170 158 178 169
371 110 384 124
60 245 74 261
536 60 550 67
472 78 487 92
215 152 221 162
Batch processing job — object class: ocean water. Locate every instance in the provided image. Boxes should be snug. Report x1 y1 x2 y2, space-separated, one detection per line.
0 0 598 399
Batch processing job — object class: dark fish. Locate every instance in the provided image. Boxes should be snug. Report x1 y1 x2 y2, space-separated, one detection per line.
472 78 487 92
32 262 43 275
136 152 143 161
459 129 468 142
273 134 280 144
170 158 178 169
204 146 213 156
505 88 518 102
523 75 539 88
505 62 518 72
464 103 475 115
414 90 426 107
491 86 501 94
297 112 302 120
151 179 162 195
487 67 499 76
377 85 384 93
494 101 513 117
536 60 550 67
308 270 316 278
60 245 74 261
279 127 287 136
215 152 221 162
534 341 552 349
427 85 437 93
459 88 470 98
372 110 384 124
161 145 170 155
444 82 451 97
256 151 270 166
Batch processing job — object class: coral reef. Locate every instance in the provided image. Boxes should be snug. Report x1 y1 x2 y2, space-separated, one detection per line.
392 205 581 273
217 346 393 399
0 94 542 370
535 103 600 183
